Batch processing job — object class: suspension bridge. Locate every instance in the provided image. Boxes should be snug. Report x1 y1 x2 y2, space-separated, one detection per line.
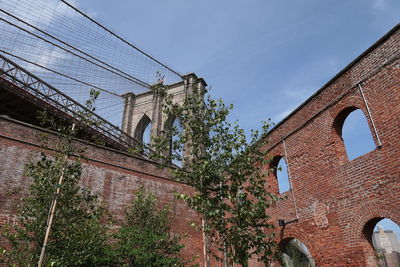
0 0 183 154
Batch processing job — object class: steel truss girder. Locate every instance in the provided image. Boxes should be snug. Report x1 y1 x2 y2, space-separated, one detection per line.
0 53 151 156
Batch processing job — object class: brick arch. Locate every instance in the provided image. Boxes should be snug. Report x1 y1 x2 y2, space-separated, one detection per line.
344 200 400 266
347 199 400 244
332 104 366 137
330 93 376 142
329 93 366 126
329 101 373 164
268 154 285 194
278 226 320 262
270 154 284 176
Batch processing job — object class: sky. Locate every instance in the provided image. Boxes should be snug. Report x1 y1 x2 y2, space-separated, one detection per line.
75 0 400 130
73 0 400 244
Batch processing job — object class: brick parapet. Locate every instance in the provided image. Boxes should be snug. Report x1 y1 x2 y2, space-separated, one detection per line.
0 117 204 264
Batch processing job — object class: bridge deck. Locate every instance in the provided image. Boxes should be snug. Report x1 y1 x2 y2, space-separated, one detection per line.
0 54 148 156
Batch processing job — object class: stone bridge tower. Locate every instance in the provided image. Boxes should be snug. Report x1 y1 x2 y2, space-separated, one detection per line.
121 73 207 146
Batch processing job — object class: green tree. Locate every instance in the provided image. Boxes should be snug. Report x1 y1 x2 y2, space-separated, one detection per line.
1 90 111 266
151 83 280 266
114 186 188 267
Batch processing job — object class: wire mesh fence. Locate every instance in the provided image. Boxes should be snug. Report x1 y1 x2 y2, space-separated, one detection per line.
0 0 182 128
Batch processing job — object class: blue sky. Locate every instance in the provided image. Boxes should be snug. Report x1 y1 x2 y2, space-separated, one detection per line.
73 0 400 242
76 0 400 130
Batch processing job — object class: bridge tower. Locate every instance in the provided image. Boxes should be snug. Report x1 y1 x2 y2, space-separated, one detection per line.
121 73 207 146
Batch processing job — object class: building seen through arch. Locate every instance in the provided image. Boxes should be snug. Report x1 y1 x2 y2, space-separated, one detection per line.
372 219 400 267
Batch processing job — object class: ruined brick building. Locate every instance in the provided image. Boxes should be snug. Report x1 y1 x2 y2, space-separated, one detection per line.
261 23 400 266
0 14 399 267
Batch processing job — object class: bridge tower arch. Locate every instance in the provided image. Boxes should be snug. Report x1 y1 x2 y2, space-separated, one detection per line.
121 73 207 148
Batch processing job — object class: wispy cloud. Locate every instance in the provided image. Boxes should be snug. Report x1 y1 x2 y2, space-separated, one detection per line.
1 0 79 73
270 56 341 124
4 0 78 29
274 108 294 122
271 85 315 122
21 48 68 73
372 0 387 10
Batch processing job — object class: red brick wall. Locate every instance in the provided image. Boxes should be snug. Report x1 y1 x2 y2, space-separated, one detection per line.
262 24 400 266
0 117 204 264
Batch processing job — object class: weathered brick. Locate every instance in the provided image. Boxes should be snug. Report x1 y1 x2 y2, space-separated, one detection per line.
0 118 204 264
259 24 400 267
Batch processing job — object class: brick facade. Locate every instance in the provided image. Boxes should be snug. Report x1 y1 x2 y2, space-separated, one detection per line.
0 23 399 267
262 24 400 266
0 117 204 264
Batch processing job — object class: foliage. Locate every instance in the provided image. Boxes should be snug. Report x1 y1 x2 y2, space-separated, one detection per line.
1 90 112 266
151 83 280 266
114 186 189 267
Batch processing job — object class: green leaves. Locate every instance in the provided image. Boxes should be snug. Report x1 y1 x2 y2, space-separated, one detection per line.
1 91 111 266
2 144 111 266
114 186 189 267
150 83 280 266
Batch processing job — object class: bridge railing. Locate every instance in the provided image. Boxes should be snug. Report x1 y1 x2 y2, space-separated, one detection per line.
0 53 153 157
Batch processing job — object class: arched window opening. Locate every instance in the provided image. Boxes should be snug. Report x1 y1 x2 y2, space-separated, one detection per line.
363 218 400 265
275 157 290 194
281 238 316 267
336 108 375 160
143 122 152 145
134 114 151 144
171 118 183 166
163 115 184 165
277 157 290 194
